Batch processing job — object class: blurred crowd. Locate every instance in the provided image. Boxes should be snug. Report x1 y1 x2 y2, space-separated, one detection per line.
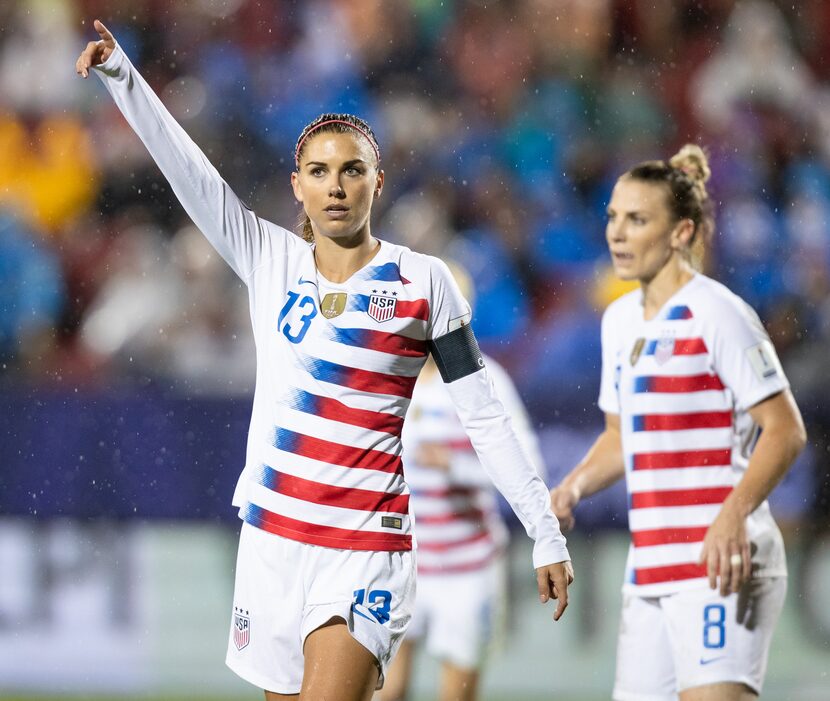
2 0 830 442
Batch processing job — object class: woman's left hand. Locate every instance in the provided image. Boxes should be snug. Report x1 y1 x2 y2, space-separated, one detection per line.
699 504 752 596
536 560 574 621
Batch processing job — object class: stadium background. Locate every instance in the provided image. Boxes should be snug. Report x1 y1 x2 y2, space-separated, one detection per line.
1 0 829 699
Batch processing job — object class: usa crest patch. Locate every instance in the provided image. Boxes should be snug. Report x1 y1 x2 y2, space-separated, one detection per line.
368 292 397 322
233 606 251 651
654 331 675 365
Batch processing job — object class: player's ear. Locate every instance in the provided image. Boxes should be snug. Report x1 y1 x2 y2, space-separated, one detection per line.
291 171 304 203
670 218 694 251
374 169 384 199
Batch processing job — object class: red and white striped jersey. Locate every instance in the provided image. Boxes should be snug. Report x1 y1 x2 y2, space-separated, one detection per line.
93 45 570 568
403 357 544 575
234 240 467 552
599 274 789 596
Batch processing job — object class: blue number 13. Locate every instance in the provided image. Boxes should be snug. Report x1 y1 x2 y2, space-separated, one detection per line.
278 291 317 344
353 588 392 624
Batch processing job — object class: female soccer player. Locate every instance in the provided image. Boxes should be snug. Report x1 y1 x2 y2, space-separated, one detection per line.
550 144 806 701
381 265 543 701
76 20 572 701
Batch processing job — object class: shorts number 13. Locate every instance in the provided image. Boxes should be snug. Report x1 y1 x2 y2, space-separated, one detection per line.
353 588 392 625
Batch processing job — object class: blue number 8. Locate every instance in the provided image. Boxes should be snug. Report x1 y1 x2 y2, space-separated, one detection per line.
278 291 317 344
703 604 726 649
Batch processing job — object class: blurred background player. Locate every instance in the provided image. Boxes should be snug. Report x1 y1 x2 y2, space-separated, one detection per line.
381 264 544 701
76 18 572 701
550 144 806 701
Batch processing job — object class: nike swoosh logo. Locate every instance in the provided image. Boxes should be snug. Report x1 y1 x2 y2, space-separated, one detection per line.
297 276 318 287
699 656 727 665
351 604 376 623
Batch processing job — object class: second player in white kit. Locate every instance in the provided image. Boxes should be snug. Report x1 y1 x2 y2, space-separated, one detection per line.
382 339 544 700
551 145 805 701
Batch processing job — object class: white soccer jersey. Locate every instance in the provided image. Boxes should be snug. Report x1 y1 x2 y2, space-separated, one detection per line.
403 356 544 574
93 45 569 568
599 274 789 596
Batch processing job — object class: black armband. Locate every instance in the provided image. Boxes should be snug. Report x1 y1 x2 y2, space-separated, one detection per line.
428 324 485 383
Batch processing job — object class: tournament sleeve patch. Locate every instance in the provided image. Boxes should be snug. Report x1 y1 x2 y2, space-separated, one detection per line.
428 324 485 383
746 340 781 381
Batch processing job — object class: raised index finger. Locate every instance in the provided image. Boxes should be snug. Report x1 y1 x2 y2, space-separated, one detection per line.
93 19 115 46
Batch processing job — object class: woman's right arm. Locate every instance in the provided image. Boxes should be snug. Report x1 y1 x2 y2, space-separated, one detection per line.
77 20 266 280
550 413 625 531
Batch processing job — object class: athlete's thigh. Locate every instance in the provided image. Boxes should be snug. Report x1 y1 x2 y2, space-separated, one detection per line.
300 618 379 701
612 593 677 701
663 578 786 696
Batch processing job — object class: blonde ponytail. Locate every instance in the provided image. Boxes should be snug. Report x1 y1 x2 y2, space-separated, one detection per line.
668 144 711 185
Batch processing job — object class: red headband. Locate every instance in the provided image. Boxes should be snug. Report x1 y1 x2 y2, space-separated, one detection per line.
294 119 380 168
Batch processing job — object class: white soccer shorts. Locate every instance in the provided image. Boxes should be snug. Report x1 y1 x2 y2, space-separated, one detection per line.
406 557 506 670
225 522 415 694
613 577 787 701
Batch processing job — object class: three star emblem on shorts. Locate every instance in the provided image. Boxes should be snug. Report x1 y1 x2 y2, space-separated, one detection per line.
233 606 251 650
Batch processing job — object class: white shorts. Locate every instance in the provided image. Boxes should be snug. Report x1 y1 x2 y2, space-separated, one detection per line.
225 522 415 694
406 557 506 670
613 577 787 701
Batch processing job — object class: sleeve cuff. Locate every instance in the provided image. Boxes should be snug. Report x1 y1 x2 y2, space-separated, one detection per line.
532 537 571 569
93 42 125 78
